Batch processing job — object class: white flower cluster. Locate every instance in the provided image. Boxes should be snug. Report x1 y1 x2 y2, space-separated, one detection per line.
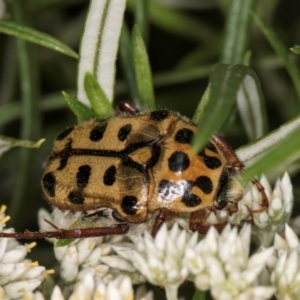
211 173 293 247
1 173 299 300
268 224 300 299
185 225 275 300
24 274 152 300
0 205 49 300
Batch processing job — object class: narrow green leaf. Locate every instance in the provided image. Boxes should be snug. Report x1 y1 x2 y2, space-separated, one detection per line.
128 0 219 43
243 128 300 181
0 136 45 157
84 72 114 118
119 24 140 105
135 0 149 45
236 70 268 140
290 45 300 55
237 114 300 164
55 239 74 248
252 12 300 102
192 84 211 123
77 0 126 104
154 66 211 87
221 0 257 64
62 91 96 121
132 25 155 109
192 63 256 153
0 20 78 59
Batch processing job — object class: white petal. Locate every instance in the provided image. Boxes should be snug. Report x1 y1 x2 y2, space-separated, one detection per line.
273 233 288 251
4 279 42 299
154 224 168 252
76 238 96 264
53 244 69 261
284 250 298 283
285 224 299 249
23 266 45 280
112 243 136 260
100 255 136 272
273 251 288 276
106 281 122 300
117 276 133 298
201 227 218 254
2 245 27 263
0 238 8 261
60 245 78 282
50 285 65 300
0 262 14 277
194 273 211 290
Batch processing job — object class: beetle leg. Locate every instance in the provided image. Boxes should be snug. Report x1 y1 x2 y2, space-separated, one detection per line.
189 209 231 234
249 178 269 212
151 209 168 237
211 135 243 170
0 223 129 239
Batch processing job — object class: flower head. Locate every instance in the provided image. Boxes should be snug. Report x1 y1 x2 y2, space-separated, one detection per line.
0 205 50 299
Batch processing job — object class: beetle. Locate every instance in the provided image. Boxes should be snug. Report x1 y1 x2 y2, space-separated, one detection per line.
0 103 268 239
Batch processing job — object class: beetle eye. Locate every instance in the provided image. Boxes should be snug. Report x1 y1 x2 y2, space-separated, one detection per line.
215 200 227 210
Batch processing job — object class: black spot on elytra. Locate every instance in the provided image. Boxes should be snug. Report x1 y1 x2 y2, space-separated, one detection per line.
198 151 222 170
56 126 74 140
76 165 91 188
103 165 116 186
182 193 201 207
118 124 132 141
195 176 213 194
57 157 68 170
168 151 190 173
203 156 222 170
42 172 56 197
146 143 161 168
121 196 138 215
90 122 107 141
68 191 85 205
206 142 218 153
174 128 194 144
150 110 169 121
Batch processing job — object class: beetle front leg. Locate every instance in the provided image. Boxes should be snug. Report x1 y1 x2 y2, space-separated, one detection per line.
189 209 229 234
151 209 168 237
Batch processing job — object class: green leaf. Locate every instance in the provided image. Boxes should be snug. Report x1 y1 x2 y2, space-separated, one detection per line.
128 0 219 43
243 128 300 181
132 25 155 109
0 136 45 157
84 72 114 118
252 12 300 102
237 114 300 164
290 45 300 55
134 0 149 45
221 0 257 64
77 0 126 104
236 69 268 140
192 63 257 153
0 20 78 59
193 84 211 124
55 239 74 248
119 24 140 105
62 91 96 121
